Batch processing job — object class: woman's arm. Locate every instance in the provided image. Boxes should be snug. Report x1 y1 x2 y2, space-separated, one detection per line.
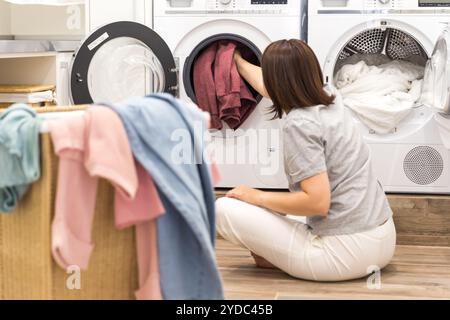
226 172 331 217
234 52 270 99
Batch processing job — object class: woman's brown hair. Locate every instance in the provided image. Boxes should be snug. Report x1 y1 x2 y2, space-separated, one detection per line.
262 39 335 119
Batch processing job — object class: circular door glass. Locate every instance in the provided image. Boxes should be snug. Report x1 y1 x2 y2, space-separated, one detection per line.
87 37 166 103
421 37 449 113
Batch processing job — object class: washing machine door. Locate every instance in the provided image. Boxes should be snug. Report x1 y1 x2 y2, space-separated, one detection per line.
70 21 177 104
421 26 450 115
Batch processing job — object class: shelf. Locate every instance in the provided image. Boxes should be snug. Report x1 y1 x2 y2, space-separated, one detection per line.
0 51 58 59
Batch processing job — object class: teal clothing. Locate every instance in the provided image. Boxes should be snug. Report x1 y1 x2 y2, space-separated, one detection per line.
0 105 42 213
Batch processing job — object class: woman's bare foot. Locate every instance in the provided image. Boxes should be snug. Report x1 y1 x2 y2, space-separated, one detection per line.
251 252 278 270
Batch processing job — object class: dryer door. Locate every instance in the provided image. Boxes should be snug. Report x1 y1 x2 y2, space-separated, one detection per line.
71 21 177 104
421 26 450 115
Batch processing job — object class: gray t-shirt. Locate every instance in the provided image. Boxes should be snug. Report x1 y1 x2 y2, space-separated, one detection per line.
283 91 393 236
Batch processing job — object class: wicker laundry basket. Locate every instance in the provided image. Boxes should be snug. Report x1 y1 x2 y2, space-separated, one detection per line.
0 106 139 300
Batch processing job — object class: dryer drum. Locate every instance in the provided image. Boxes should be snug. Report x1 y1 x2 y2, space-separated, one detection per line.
183 33 263 105
334 27 428 74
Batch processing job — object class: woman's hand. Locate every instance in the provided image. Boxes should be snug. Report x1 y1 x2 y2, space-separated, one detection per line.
226 185 264 207
233 50 243 64
232 50 270 98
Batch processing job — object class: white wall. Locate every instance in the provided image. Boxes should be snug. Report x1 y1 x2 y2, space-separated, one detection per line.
0 1 11 37
87 0 152 32
9 4 85 39
1 0 154 38
0 55 56 85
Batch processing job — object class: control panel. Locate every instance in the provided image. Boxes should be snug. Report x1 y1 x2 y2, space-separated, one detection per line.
419 0 450 7
207 0 288 11
364 0 405 9
364 0 450 9
313 0 450 11
155 0 300 16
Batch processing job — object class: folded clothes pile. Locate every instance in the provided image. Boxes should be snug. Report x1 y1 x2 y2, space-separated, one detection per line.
335 60 425 134
0 85 56 108
193 41 257 130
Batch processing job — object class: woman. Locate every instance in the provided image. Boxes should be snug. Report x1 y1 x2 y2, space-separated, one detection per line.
215 39 396 282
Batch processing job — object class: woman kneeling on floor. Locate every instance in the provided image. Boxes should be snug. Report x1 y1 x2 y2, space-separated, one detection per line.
216 39 396 282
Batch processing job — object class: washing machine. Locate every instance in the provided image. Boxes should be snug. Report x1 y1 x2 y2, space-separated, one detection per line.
308 0 450 194
153 0 305 189
68 0 305 189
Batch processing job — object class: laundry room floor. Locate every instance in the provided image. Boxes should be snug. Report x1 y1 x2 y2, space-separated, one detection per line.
216 238 450 300
215 191 450 300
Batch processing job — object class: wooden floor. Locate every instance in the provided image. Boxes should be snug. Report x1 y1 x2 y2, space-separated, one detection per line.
216 238 450 300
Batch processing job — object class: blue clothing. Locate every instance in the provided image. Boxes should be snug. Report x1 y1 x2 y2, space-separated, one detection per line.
107 94 223 300
0 104 42 213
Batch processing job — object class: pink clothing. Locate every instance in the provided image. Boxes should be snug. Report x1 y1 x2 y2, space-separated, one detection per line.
135 221 160 300
204 110 222 185
49 106 164 300
211 161 221 186
115 162 164 229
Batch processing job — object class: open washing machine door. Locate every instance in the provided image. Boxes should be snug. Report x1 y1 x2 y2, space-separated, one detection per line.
70 21 177 104
421 26 450 149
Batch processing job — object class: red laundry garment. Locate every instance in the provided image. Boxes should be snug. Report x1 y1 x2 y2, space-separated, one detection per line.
193 42 222 129
193 41 257 130
214 41 257 130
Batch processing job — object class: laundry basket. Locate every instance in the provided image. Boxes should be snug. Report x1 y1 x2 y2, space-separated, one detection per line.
0 106 139 300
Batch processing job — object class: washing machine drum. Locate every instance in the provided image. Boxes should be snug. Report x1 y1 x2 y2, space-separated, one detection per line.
71 21 177 105
183 33 263 106
334 27 429 74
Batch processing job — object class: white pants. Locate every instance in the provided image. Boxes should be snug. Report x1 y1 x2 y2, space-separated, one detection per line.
216 197 396 282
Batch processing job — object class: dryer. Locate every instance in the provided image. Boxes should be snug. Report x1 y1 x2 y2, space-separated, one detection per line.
308 0 450 194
